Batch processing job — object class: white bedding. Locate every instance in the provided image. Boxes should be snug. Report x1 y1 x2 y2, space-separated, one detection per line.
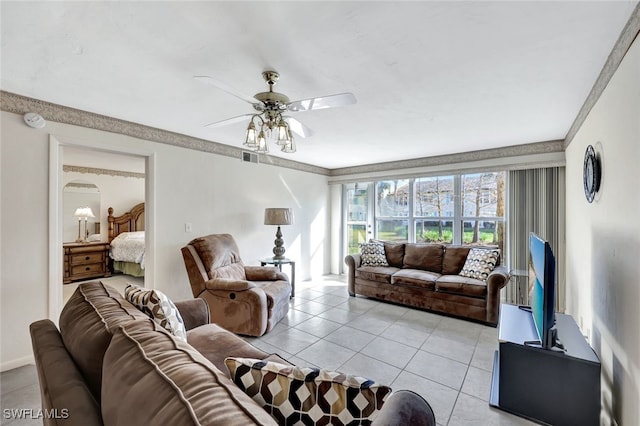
110 231 145 269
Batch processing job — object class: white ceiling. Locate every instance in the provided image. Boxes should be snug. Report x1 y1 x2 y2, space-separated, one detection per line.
1 1 637 169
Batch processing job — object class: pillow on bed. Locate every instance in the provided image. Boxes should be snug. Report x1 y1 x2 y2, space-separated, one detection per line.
121 231 145 240
87 233 101 242
124 284 187 341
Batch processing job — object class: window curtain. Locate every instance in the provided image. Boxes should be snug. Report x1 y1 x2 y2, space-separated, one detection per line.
506 167 565 312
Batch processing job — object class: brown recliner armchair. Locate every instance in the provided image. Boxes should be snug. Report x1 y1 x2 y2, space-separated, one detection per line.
181 234 291 337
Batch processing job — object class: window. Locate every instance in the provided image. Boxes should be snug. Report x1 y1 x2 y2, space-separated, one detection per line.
344 183 371 255
376 180 409 241
353 172 506 249
461 172 505 247
414 176 454 243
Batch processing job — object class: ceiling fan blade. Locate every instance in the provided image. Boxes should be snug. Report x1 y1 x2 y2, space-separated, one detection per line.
287 92 356 112
204 114 253 128
284 117 314 138
194 76 259 105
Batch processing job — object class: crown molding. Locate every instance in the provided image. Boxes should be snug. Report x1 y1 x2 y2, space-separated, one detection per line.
564 3 640 148
63 165 145 179
2 90 566 178
330 140 565 177
0 91 331 176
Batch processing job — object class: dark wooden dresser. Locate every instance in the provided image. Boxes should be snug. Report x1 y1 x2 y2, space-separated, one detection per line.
63 242 111 284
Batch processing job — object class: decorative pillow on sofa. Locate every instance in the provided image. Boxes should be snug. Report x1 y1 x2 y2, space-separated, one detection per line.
459 248 500 282
124 284 187 341
359 242 389 267
225 357 392 425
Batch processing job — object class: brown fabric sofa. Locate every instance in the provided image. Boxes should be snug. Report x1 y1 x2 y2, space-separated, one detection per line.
345 242 510 326
181 234 291 337
29 281 436 426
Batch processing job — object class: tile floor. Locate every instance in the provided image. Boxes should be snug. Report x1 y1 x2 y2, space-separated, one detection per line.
1 274 534 426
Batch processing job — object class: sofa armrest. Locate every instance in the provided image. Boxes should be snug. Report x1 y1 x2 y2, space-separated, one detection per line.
204 278 256 291
174 299 210 330
30 319 103 426
372 390 436 426
346 253 362 268
344 254 362 296
244 265 282 281
485 265 510 325
487 266 510 294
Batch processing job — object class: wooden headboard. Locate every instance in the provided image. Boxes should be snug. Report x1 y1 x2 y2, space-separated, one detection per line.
108 202 145 243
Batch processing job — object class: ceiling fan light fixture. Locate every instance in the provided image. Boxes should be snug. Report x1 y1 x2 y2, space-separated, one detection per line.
244 121 257 148
276 118 289 146
255 129 269 153
281 135 296 153
198 70 356 155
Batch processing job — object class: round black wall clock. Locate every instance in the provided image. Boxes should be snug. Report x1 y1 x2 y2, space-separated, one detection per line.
583 145 601 203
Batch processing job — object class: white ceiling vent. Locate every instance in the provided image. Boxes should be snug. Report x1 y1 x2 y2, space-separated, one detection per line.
242 151 258 164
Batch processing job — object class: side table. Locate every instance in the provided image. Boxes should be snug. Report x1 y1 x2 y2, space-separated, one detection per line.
260 257 295 298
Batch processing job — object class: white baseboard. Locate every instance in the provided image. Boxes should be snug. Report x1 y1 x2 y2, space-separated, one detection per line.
1 355 35 372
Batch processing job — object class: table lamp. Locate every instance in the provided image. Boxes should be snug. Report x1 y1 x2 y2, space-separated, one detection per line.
74 206 95 243
264 208 293 259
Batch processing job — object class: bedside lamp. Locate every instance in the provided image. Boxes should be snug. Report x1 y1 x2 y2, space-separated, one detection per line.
74 207 95 243
264 208 294 259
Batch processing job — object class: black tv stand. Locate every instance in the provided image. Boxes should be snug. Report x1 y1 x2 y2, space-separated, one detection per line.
489 304 601 426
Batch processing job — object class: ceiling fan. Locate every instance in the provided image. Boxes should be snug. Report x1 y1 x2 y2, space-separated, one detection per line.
195 70 356 153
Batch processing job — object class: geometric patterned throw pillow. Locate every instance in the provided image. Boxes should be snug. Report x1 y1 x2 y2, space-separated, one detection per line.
124 283 187 342
224 357 392 425
459 248 500 282
359 242 389 267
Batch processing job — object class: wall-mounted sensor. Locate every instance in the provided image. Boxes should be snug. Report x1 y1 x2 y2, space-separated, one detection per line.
23 112 46 129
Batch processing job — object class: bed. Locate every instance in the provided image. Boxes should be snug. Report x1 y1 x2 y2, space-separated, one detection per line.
108 202 145 277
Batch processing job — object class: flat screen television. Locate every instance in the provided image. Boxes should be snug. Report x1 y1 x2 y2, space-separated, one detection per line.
528 232 559 350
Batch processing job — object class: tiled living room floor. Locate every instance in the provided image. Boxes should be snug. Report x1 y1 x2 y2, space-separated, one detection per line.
244 275 534 426
1 274 534 425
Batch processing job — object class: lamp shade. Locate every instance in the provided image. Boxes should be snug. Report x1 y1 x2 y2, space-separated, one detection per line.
264 208 293 226
74 207 95 219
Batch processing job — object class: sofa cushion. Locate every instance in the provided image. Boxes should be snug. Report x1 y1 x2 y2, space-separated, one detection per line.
102 320 277 426
442 246 473 275
435 275 488 298
372 240 405 268
187 323 270 378
58 281 149 401
124 283 187 341
356 266 400 284
459 248 500 282
225 357 392 425
403 244 444 273
391 269 438 290
360 242 389 266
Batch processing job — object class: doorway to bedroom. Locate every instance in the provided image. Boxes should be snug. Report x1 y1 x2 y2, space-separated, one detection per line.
49 137 154 321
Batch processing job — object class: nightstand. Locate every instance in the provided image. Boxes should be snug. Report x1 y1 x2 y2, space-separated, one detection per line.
63 242 111 284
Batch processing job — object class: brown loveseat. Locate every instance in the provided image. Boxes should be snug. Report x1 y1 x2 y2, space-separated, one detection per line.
29 281 435 425
345 242 510 326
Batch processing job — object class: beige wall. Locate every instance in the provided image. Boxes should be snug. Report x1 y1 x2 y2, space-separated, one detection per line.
565 36 639 425
0 111 330 370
